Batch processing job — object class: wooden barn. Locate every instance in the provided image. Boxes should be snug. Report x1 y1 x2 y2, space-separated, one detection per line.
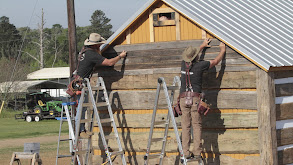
88 0 293 164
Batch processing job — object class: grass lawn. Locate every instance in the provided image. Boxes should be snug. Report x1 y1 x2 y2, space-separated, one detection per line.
0 111 68 140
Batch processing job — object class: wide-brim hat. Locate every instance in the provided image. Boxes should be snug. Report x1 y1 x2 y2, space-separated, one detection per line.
182 46 200 62
84 33 106 46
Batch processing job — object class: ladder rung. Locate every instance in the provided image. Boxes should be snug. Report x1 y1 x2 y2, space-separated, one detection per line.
154 121 167 125
82 103 92 107
76 150 89 155
100 118 112 123
167 86 179 90
110 151 124 156
60 139 72 141
186 157 202 162
85 86 103 91
58 155 72 158
96 102 108 107
151 138 165 143
80 119 92 123
147 153 162 159
105 135 117 140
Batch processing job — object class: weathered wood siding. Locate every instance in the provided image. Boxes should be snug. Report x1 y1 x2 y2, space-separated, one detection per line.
274 70 293 165
88 39 260 164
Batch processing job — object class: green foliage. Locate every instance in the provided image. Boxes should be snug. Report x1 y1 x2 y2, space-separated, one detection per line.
89 10 114 39
0 16 22 59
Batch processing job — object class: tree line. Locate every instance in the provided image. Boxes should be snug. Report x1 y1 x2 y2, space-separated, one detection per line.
0 9 113 108
0 9 114 83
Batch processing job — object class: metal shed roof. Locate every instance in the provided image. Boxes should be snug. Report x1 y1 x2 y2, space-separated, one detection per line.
27 67 70 79
103 0 293 71
0 80 67 93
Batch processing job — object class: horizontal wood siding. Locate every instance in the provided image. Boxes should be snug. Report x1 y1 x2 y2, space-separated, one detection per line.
274 70 293 164
91 39 259 163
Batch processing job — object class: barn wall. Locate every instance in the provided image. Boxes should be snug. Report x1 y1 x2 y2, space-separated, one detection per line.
274 70 293 165
111 1 214 47
89 39 260 164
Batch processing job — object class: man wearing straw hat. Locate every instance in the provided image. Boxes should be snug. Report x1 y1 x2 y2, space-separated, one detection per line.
77 33 127 79
76 33 127 138
179 38 226 160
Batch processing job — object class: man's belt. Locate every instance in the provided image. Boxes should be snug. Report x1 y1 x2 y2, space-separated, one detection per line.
179 92 201 98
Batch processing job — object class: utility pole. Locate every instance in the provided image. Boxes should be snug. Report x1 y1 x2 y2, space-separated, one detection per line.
67 0 77 76
67 1 79 164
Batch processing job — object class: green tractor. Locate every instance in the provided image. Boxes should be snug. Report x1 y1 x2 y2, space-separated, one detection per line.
16 92 64 122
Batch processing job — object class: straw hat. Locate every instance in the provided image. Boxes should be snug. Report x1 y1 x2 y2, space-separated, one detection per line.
182 46 200 62
84 33 106 46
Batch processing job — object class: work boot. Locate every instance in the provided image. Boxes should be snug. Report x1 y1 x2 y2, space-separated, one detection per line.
79 130 91 139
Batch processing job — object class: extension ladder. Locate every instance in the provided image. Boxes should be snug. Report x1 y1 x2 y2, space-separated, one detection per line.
72 77 127 165
56 101 81 165
144 76 203 165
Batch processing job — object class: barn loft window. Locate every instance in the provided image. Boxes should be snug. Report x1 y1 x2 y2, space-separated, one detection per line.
153 12 176 26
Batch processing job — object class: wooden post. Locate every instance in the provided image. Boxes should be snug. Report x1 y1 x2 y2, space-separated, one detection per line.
67 0 77 76
256 69 278 165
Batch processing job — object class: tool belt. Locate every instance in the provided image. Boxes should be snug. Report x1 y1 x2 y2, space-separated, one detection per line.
66 75 83 97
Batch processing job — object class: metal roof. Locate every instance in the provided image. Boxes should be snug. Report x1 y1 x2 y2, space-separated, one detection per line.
102 0 293 71
27 67 70 79
164 0 293 71
0 80 67 93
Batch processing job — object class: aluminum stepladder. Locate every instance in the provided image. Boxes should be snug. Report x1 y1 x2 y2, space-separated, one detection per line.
144 76 203 165
72 77 127 165
56 101 81 165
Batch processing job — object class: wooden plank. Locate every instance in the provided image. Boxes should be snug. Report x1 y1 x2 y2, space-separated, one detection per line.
92 153 260 165
152 7 175 14
276 102 293 120
97 112 258 128
126 29 131 44
175 12 180 40
275 83 293 97
92 90 256 110
277 127 293 147
149 9 154 42
104 39 234 53
278 147 293 165
256 69 278 165
274 70 293 79
91 130 259 153
95 71 256 90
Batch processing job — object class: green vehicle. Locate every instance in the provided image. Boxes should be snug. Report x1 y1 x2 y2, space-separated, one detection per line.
15 92 64 122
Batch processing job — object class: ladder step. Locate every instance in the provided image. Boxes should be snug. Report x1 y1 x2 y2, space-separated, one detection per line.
154 121 167 125
110 150 124 156
96 102 108 107
80 119 92 123
85 86 103 91
76 150 89 155
147 153 162 159
100 118 112 123
58 155 72 158
167 86 179 90
82 103 93 107
105 135 117 140
60 139 72 141
151 138 165 143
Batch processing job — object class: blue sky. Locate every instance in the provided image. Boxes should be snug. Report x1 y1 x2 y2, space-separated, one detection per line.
0 0 148 31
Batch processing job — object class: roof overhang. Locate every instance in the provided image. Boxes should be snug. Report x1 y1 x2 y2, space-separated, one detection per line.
27 67 70 79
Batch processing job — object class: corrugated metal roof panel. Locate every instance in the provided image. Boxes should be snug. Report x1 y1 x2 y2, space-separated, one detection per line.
164 0 293 70
27 67 70 79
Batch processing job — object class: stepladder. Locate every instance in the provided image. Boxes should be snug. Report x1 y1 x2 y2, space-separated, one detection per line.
56 101 81 165
144 76 203 165
71 77 127 165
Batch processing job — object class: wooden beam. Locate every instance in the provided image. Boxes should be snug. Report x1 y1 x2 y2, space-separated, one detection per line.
256 69 278 165
175 12 180 40
149 9 154 42
126 29 131 44
152 7 175 14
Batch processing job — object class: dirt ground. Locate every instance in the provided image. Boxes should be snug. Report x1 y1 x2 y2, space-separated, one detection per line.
0 135 71 165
